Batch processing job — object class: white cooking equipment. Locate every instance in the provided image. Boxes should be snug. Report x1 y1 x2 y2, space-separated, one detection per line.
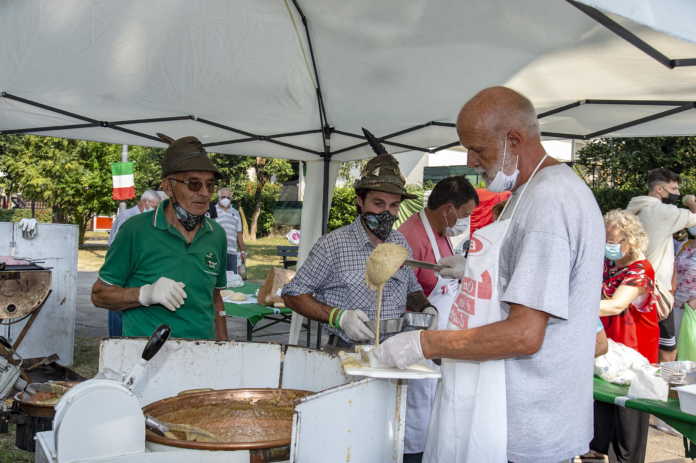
35 338 407 463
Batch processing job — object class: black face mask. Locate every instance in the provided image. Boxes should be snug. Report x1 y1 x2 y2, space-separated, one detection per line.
362 210 397 241
173 202 206 231
662 192 680 205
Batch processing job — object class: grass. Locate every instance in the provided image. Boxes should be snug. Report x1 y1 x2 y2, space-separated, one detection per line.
78 234 293 278
244 236 294 281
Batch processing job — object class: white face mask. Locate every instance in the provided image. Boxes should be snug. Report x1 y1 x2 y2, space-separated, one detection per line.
142 207 154 213
486 137 519 193
219 197 231 208
445 215 470 237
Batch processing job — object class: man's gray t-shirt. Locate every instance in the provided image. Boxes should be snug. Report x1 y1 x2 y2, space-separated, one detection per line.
498 164 604 463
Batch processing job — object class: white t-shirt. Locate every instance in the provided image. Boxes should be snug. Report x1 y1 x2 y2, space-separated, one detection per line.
626 195 696 288
499 164 604 463
215 205 243 253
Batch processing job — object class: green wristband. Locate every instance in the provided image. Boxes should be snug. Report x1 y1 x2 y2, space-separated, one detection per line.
328 308 337 327
334 309 345 329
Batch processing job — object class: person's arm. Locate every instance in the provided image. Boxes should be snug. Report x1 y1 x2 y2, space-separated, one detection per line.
91 280 142 311
236 231 245 257
283 294 332 322
213 289 228 341
595 329 608 357
599 284 644 316
281 238 333 322
420 303 549 361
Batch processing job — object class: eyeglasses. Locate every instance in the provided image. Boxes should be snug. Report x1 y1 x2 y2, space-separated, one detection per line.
169 177 218 193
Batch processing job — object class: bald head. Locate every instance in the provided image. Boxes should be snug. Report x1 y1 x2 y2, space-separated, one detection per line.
457 86 539 141
457 87 552 191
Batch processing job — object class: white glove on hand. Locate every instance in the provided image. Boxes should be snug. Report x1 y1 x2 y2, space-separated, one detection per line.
18 218 38 239
371 330 425 369
423 306 438 330
339 309 375 342
139 277 187 312
438 255 467 280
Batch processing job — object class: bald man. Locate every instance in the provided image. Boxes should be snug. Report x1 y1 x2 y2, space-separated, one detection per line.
373 87 604 462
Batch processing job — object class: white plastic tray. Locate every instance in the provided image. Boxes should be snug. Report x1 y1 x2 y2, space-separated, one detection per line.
338 352 441 380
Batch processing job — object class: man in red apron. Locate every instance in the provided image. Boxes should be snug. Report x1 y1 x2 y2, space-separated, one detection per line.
374 86 604 463
398 176 478 462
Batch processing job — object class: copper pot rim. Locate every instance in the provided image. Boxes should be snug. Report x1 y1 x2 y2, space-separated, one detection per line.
13 381 81 417
143 387 312 451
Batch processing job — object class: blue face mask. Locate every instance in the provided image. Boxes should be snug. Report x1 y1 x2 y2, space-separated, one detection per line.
605 243 623 261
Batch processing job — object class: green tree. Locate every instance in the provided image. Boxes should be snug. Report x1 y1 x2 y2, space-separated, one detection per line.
575 137 696 212
575 137 696 190
210 154 293 240
0 134 120 245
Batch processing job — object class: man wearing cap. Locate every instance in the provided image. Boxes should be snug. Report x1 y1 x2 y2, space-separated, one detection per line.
282 129 435 348
91 135 229 340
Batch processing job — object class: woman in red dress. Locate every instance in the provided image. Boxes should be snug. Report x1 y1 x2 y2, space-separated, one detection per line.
600 210 659 362
591 209 659 463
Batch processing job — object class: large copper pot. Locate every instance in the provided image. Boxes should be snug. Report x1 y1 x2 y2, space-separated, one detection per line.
13 381 80 417
143 388 312 461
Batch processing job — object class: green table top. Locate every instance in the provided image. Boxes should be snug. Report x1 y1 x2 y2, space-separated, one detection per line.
594 376 696 440
222 282 292 325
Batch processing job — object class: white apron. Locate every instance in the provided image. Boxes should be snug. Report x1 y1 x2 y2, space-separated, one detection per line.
423 157 546 463
404 211 459 454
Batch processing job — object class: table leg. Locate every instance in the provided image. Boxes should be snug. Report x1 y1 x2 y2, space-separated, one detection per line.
315 323 322 349
247 320 252 341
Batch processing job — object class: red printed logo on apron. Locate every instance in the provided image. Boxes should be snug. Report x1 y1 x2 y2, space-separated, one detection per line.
467 236 484 255
448 270 493 329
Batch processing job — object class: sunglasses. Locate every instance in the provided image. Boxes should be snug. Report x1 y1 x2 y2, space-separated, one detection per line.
169 177 218 193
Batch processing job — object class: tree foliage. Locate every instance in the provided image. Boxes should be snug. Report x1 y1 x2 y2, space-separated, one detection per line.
210 153 293 240
0 135 120 244
575 137 696 212
575 137 696 190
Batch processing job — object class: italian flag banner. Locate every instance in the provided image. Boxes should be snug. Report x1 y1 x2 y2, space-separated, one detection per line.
111 162 135 200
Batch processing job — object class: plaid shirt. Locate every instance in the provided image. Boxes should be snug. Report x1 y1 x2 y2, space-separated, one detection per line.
282 217 422 338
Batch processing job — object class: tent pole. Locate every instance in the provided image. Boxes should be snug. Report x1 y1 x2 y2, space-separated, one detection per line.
321 155 330 235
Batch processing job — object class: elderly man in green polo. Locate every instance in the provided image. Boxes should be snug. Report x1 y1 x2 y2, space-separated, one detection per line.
91 134 229 340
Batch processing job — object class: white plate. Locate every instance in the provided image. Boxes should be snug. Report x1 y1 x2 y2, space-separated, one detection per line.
338 352 441 380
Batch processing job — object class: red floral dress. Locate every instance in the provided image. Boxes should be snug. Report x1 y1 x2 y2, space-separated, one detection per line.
601 259 659 363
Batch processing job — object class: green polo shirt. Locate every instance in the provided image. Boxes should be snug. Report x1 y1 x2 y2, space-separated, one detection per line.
99 200 227 339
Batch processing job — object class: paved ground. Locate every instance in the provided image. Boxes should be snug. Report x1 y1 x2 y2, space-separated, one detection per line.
76 272 689 462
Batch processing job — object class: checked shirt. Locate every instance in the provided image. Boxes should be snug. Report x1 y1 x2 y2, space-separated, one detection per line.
282 217 422 340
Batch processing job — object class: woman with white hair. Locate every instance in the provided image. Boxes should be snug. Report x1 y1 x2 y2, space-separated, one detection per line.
591 209 658 463
599 209 659 362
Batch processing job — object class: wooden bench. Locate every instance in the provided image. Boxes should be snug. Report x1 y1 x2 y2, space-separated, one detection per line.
276 245 298 269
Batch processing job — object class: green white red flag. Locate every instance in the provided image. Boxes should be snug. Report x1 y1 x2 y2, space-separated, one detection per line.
111 162 135 200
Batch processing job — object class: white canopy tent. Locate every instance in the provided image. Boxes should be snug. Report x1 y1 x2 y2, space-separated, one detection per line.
2 0 696 343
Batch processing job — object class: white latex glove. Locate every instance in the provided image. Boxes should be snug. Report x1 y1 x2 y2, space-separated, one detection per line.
138 277 187 312
338 309 375 342
18 218 37 239
423 306 438 330
371 330 425 369
438 255 467 279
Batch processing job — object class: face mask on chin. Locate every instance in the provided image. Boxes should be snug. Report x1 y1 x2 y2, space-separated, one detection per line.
486 137 519 193
362 210 397 241
169 185 206 231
